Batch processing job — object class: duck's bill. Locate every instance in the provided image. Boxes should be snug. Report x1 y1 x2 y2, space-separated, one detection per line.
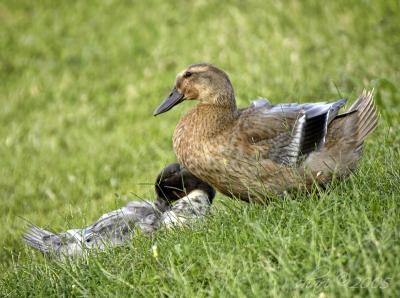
153 87 185 116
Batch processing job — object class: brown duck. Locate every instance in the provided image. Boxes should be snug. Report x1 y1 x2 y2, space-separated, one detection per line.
154 63 378 202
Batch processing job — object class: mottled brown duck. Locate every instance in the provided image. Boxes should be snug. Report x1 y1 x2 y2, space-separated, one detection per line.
154 63 378 202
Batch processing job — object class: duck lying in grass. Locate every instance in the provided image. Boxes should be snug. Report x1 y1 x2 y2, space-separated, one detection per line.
154 63 378 202
23 163 215 257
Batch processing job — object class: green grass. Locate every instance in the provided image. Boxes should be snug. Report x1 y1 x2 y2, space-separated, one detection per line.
1 0 399 296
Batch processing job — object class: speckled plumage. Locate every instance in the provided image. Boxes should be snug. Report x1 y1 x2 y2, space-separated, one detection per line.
154 64 378 202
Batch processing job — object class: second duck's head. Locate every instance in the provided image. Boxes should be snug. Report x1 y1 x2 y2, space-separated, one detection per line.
154 163 216 210
153 63 236 116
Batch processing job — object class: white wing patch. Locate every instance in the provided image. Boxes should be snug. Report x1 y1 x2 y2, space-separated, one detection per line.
283 114 306 165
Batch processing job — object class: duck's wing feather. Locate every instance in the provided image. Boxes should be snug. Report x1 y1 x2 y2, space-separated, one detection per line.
239 99 347 165
87 202 159 239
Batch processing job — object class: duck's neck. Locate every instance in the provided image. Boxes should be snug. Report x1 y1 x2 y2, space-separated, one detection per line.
173 94 238 166
212 92 237 111
194 103 238 136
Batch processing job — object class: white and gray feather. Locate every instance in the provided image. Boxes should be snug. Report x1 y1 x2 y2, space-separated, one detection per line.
23 190 212 258
23 163 215 258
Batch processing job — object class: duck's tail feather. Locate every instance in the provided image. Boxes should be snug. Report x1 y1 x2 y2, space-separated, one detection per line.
304 90 378 183
23 224 87 257
23 224 54 253
349 89 378 151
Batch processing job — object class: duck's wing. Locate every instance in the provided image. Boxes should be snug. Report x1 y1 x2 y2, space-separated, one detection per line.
239 99 347 165
87 202 159 240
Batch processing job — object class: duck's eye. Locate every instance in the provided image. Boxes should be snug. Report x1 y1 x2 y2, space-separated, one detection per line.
183 71 193 78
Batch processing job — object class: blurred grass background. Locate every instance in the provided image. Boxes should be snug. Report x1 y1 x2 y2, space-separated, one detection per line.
0 0 399 296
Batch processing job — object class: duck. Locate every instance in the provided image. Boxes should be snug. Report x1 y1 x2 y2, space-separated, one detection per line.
154 63 378 202
23 163 215 257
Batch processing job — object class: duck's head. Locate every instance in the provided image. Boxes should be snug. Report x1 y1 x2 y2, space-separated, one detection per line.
154 63 236 116
154 163 216 211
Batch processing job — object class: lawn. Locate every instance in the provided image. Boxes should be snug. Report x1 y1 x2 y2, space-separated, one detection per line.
1 0 399 296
